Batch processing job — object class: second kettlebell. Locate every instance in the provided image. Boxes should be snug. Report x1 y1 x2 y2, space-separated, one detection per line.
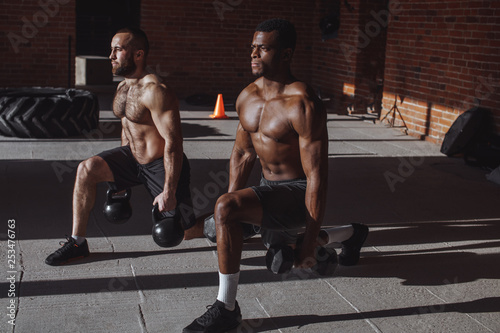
151 204 185 248
103 188 132 224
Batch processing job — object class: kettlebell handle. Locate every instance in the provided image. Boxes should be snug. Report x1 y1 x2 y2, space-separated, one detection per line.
152 204 181 225
107 188 132 201
152 204 164 224
106 188 114 201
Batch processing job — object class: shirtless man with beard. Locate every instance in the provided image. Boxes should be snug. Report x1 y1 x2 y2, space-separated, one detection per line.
45 27 196 265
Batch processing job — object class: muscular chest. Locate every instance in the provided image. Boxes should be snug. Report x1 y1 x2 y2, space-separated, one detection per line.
113 85 149 123
240 98 296 142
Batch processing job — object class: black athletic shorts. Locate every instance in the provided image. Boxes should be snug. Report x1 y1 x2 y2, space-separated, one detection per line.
97 145 196 229
251 176 308 247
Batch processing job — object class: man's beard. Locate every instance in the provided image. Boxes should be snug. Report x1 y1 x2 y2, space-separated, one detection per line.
113 59 136 77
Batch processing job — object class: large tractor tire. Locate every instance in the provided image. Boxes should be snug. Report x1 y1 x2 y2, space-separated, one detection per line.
0 87 99 138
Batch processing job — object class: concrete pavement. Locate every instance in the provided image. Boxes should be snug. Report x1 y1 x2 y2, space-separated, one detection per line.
0 96 499 333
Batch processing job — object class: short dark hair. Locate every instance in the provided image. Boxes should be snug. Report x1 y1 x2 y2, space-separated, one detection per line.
116 27 149 56
255 18 296 51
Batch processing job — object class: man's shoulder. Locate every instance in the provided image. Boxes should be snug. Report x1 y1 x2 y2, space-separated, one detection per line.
285 81 316 100
141 73 165 88
139 74 178 110
141 74 174 96
284 82 326 120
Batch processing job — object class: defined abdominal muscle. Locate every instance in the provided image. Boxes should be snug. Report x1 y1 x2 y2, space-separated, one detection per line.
260 160 305 181
127 131 164 164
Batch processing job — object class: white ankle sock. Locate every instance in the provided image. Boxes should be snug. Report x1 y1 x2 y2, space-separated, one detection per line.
217 271 240 311
71 235 86 245
324 225 353 245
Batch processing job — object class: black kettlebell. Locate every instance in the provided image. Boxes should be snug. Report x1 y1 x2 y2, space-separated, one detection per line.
266 244 295 274
151 204 184 248
295 236 338 276
103 188 132 224
203 214 258 243
266 237 338 276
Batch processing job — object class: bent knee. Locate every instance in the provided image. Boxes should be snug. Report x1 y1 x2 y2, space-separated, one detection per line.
214 193 240 225
77 156 112 182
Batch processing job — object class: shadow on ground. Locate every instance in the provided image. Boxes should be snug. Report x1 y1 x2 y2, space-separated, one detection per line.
1 156 498 240
1 155 499 298
239 297 500 332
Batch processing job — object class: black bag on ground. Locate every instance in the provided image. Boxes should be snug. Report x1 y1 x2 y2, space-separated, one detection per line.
440 107 487 156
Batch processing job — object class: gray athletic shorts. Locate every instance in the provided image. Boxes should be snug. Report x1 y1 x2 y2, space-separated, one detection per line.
97 145 196 229
250 176 308 248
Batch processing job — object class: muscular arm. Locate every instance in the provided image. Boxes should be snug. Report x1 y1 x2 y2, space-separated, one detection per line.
292 94 329 268
228 122 257 192
143 82 183 212
228 92 257 192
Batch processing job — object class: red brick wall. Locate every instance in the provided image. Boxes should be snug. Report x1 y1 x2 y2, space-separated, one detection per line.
353 0 388 114
0 0 315 99
141 0 314 100
310 0 359 114
382 0 500 142
309 0 390 115
0 0 76 88
1 0 498 142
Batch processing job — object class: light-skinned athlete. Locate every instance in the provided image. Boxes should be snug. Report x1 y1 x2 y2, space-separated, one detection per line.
45 27 197 266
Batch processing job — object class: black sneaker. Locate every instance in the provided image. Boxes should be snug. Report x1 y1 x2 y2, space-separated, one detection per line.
45 236 90 266
183 300 242 333
339 223 369 266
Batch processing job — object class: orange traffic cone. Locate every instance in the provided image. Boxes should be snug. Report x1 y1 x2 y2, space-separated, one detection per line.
210 94 228 119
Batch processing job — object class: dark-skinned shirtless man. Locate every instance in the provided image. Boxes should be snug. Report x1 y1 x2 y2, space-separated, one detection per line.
183 19 368 333
45 27 196 265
